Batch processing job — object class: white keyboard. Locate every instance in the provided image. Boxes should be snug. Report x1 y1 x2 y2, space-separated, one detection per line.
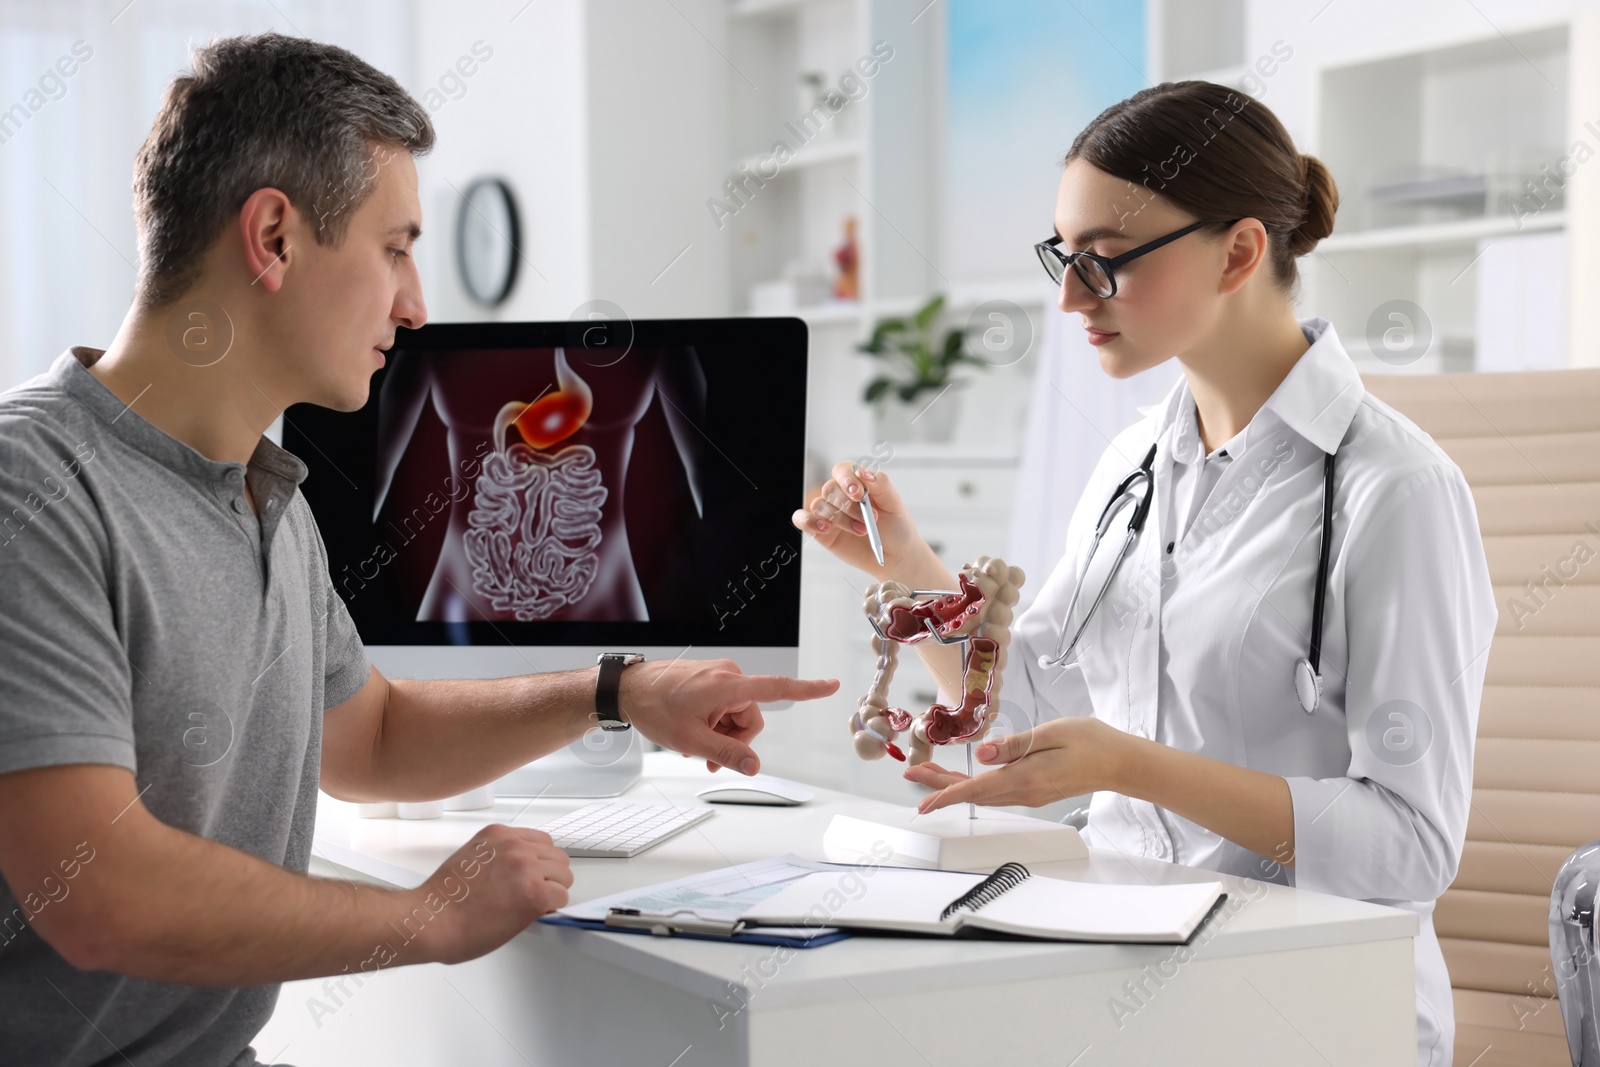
537 801 715 858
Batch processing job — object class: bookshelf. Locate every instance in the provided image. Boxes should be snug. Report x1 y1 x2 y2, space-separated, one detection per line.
1309 16 1600 371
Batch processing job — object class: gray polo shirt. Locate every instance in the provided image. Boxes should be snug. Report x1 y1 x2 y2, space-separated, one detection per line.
0 347 370 1066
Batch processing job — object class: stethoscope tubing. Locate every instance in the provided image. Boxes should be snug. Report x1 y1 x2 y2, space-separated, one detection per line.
1039 443 1156 670
1037 440 1336 715
1040 523 1140 669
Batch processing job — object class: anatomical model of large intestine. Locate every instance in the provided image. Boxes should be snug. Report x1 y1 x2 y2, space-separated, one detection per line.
851 556 1025 767
465 350 608 620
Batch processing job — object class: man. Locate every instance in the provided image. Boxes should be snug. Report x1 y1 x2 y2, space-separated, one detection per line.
0 32 838 1066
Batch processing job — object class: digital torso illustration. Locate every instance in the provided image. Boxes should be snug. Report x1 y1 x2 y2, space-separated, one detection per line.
372 346 707 623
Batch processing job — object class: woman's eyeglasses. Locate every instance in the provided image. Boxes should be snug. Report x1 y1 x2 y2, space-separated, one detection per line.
1035 217 1245 298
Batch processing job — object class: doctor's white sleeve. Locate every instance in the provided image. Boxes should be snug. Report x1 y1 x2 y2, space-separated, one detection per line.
1004 451 1120 729
1284 462 1497 904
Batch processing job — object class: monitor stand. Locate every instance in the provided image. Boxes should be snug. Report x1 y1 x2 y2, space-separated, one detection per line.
493 729 643 798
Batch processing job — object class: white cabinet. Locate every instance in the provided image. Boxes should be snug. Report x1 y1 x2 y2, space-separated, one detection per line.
1309 15 1600 372
893 455 1019 579
888 462 1018 518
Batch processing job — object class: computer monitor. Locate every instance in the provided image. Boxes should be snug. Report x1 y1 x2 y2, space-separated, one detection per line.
284 317 809 796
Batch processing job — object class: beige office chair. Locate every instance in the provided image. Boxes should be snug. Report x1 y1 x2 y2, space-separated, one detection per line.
1363 368 1600 1067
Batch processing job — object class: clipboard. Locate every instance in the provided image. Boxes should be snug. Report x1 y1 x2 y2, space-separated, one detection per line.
538 912 852 948
605 906 753 937
535 853 868 948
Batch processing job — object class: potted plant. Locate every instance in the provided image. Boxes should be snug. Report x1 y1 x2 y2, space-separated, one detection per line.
858 295 990 443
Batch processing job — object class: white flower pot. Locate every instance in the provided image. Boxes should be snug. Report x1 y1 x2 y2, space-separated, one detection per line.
874 389 962 444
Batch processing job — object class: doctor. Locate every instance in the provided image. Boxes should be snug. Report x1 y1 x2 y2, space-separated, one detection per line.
794 81 1496 1067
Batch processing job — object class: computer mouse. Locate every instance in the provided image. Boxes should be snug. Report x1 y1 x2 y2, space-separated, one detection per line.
695 776 815 806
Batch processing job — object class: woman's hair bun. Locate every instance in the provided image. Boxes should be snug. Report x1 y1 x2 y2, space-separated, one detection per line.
1290 153 1339 256
1064 82 1340 290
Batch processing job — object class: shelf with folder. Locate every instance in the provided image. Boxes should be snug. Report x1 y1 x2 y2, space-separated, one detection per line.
1310 15 1600 369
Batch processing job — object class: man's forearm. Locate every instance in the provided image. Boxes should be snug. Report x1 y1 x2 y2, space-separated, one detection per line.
80 817 448 986
361 668 599 802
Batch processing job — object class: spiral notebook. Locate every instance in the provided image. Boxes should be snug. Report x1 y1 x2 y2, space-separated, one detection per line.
742 862 1227 944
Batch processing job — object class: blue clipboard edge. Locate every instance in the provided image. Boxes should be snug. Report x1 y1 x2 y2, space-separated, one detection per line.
537 913 853 948
537 855 917 948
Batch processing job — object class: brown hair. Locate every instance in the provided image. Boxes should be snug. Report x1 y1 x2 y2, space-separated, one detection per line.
1062 80 1337 297
131 31 435 309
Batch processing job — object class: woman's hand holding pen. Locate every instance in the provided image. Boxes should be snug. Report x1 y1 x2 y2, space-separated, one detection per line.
792 461 943 581
902 717 1132 813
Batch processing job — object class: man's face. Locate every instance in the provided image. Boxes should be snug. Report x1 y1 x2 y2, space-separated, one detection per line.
275 144 427 411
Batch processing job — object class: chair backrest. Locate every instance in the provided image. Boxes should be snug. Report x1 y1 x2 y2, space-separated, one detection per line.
1363 368 1600 1067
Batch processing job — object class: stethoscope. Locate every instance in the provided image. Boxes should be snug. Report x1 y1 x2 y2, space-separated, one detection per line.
1038 441 1338 714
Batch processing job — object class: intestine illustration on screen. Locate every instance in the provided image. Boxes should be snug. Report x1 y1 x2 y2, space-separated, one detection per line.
465 350 607 620
372 345 707 623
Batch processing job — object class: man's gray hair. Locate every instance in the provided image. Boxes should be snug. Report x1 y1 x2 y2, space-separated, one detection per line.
131 31 435 309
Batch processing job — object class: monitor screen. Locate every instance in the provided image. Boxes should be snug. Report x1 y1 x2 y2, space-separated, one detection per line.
284 318 808 650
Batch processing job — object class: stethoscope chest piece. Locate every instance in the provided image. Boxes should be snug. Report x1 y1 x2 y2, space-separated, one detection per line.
1294 657 1322 714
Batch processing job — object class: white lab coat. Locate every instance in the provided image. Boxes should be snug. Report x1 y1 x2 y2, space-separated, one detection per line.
1007 316 1497 1067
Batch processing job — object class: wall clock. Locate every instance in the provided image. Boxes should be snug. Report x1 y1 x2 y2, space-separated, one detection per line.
455 176 520 307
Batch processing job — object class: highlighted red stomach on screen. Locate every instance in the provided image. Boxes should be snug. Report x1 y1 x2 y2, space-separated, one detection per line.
493 348 594 452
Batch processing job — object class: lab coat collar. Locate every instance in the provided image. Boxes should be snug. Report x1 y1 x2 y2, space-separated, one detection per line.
1260 316 1364 455
1139 316 1363 458
1170 393 1249 466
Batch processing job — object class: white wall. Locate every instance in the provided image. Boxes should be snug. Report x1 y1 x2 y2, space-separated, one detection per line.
409 0 729 326
584 0 729 319
409 0 591 324
0 0 733 392
7 0 1594 386
0 0 413 390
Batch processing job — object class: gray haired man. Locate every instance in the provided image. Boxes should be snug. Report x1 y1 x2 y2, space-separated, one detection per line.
0 32 837 1066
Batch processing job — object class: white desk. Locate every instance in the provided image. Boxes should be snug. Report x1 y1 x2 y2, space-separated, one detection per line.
257 753 1418 1066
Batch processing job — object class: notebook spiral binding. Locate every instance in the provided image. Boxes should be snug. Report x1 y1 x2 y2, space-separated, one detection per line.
939 861 1031 921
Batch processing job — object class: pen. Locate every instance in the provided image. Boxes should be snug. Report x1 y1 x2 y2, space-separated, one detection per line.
605 907 748 938
854 465 885 567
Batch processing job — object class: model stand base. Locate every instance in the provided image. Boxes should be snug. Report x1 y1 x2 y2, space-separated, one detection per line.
823 809 1087 871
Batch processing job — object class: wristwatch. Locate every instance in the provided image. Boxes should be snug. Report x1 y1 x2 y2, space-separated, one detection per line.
594 653 644 731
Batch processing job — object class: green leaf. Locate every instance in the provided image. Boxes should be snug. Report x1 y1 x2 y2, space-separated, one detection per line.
863 377 892 404
913 294 945 332
859 318 909 356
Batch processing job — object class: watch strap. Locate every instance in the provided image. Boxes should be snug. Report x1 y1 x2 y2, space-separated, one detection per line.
594 653 642 730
